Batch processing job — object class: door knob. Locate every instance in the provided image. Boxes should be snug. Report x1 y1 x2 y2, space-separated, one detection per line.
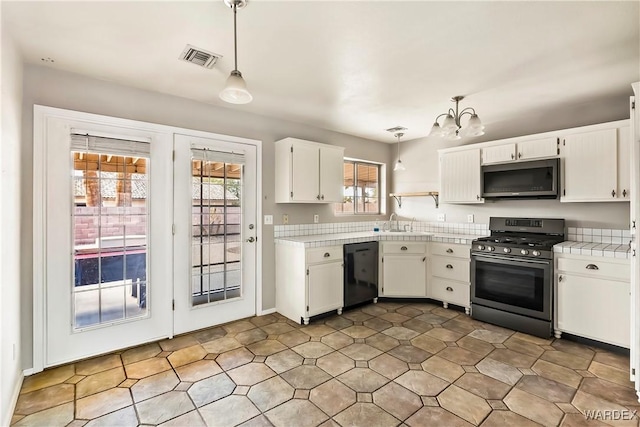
246 237 256 243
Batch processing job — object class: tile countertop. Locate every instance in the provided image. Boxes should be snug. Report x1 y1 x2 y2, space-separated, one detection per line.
274 231 482 248
554 241 632 259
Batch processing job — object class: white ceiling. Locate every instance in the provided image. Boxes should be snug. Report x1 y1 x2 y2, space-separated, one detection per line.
3 1 639 143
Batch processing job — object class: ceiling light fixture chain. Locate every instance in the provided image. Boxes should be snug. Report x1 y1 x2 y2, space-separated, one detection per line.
429 96 485 140
220 0 252 104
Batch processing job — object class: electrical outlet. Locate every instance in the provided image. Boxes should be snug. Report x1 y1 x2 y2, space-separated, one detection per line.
264 215 273 225
313 214 319 224
437 213 446 222
282 214 289 225
467 214 474 223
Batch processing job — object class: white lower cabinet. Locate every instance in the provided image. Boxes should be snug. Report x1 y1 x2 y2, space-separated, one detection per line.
428 242 471 313
555 254 630 348
379 242 427 297
276 244 343 325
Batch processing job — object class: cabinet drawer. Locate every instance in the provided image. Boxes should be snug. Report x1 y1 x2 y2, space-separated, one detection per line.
430 242 470 259
431 257 470 282
382 242 426 254
430 278 470 307
307 246 343 264
557 257 629 281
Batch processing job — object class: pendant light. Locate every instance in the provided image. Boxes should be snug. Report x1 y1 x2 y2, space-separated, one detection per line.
393 132 406 171
219 0 253 104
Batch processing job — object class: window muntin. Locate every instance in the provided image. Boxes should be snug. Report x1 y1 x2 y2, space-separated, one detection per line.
335 160 380 214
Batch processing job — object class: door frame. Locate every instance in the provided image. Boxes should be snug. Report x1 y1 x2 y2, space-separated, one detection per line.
32 105 263 373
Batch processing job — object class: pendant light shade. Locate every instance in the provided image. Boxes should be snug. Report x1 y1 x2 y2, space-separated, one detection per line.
430 96 484 140
220 0 252 104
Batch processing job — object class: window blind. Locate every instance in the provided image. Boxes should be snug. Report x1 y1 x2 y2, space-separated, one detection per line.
190 147 245 165
70 134 151 157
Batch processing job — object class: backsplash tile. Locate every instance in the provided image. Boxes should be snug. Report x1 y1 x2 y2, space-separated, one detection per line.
273 221 489 238
566 227 630 244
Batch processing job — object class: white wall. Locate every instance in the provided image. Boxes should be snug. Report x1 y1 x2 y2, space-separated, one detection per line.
393 127 631 229
1 33 24 425
19 65 393 370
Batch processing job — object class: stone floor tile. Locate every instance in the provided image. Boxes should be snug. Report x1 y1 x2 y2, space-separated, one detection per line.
421 355 465 383
247 339 288 356
361 305 388 317
13 402 74 427
454 372 512 399
64 420 88 427
135 391 194 425
560 413 610 427
131 369 179 402
174 359 222 382
503 336 545 358
227 362 276 386
118 378 137 388
174 381 191 391
167 344 207 368
337 367 389 392
121 343 162 365
201 336 243 354
236 328 269 346
396 306 423 318
238 415 274 427
516 375 577 403
504 387 565 427
250 314 278 327
579 377 638 406
432 306 460 319
355 360 367 368
157 351 172 358
572 390 637 426
247 376 294 412
532 359 583 388
366 333 400 352
421 396 439 406
519 368 537 376
437 346 484 365
340 343 383 361
75 354 122 376
513 332 553 346
357 392 373 402
556 402 580 413
476 358 523 386
265 399 328 427
84 405 138 427
487 348 538 368
223 320 256 335
487 400 509 410
382 326 420 340
76 366 126 399
124 356 172 379
158 410 206 427
540 350 591 370
588 361 635 388
456 336 495 357
438 384 492 425
14 384 75 415
341 325 377 339
234 385 250 395
291 341 334 359
76 387 133 419
425 327 464 342
20 365 75 394
333 402 400 427
593 351 629 371
464 365 479 373
405 407 473 427
320 331 354 350
216 347 255 371
276 329 310 347
264 349 304 374
280 365 332 389
342 310 374 322
369 353 409 380
65 375 85 384
300 324 336 338
316 351 355 377
379 312 410 323
261 322 296 336
309 378 356 416
468 328 512 344
159 335 200 352
387 345 430 364
395 370 449 396
363 317 394 332
415 312 449 325
410 333 446 354
402 318 433 334
294 389 310 399
480 410 542 427
373 381 422 420
442 318 477 335
200 395 261 427
191 326 227 344
325 315 354 330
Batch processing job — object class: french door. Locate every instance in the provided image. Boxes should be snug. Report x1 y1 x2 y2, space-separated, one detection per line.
172 135 257 334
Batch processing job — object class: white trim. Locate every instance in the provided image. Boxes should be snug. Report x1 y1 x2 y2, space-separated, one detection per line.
256 142 263 317
259 308 277 316
3 373 23 427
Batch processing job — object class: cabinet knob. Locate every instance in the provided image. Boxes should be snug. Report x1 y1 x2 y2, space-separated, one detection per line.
446 248 453 253
316 195 321 200
446 286 453 292
476 195 480 200
446 264 453 269
401 246 408 251
623 189 627 197
611 189 616 197
511 153 515 160
558 275 563 282
324 252 331 258
321 195 325 200
518 152 522 159
585 264 599 270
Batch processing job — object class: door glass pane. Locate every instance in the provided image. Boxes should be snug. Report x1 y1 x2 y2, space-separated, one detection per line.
191 156 243 306
72 150 149 329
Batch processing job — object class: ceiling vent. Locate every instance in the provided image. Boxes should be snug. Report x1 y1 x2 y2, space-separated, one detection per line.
179 45 222 69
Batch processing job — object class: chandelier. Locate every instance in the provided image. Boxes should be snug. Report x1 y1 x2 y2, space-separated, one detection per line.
428 96 484 140
219 0 252 104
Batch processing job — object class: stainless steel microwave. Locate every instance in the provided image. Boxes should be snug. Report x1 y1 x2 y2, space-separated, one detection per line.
481 158 559 199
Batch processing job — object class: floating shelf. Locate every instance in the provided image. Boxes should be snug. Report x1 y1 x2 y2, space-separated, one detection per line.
389 191 439 209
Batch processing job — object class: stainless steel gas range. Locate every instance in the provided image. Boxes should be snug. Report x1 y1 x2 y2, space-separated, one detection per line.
471 217 565 338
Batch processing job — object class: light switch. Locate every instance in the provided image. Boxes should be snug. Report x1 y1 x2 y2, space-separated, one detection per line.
264 215 273 225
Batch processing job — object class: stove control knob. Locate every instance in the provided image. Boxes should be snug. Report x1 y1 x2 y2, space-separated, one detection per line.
477 245 485 251
532 250 541 257
503 247 511 253
487 246 495 252
520 249 529 255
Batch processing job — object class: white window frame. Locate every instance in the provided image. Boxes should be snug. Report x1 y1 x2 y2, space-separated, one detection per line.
334 158 385 216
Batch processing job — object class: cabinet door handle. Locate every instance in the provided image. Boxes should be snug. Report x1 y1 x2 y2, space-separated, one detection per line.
446 286 453 292
401 246 408 251
422 257 426 262
324 252 331 258
586 264 599 270
623 189 627 197
476 195 480 200
558 275 563 282
611 189 616 197
316 194 321 200
446 248 453 253
511 153 515 160
321 195 325 200
446 264 453 269
518 152 522 159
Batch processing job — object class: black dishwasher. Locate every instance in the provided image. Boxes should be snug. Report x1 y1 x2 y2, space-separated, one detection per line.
344 241 378 308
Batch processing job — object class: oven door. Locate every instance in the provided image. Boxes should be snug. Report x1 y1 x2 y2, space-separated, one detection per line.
471 253 552 321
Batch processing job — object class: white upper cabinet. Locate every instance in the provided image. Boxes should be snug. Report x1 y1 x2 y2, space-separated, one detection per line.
439 148 483 204
481 138 558 165
275 138 345 203
561 127 629 202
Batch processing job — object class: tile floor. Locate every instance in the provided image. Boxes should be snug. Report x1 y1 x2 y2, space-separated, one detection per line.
11 301 640 427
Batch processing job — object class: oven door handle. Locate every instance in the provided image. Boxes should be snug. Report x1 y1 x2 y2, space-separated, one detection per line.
471 253 551 265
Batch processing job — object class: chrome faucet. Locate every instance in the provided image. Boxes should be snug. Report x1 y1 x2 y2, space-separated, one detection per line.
389 213 399 232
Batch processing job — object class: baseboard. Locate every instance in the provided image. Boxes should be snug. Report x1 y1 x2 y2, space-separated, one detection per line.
2 370 24 427
259 308 276 316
